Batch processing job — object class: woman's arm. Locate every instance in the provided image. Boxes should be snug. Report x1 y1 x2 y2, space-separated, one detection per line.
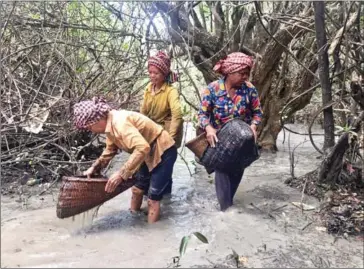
197 87 213 129
114 122 151 180
91 137 118 172
167 88 183 140
140 89 148 115
249 86 263 126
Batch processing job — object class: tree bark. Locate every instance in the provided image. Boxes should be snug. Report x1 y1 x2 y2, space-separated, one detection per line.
314 1 335 150
351 80 364 110
155 2 318 150
258 58 318 151
318 133 349 184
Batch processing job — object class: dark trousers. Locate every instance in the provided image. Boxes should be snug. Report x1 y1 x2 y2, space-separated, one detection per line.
134 146 177 201
215 168 245 211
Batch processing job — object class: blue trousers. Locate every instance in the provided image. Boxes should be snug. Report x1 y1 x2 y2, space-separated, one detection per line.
215 168 245 211
134 146 177 201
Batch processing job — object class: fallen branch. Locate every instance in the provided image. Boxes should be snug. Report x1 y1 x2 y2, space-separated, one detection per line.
1 157 94 165
250 202 276 220
301 221 313 231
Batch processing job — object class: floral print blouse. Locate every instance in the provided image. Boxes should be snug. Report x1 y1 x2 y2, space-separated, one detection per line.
198 79 263 129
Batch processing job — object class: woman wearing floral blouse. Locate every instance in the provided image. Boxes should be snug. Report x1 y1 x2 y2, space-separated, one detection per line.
198 52 263 211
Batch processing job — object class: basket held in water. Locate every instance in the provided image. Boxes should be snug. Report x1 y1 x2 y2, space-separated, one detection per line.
56 175 135 219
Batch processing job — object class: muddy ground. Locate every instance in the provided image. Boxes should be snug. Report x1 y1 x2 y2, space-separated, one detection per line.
1 124 363 268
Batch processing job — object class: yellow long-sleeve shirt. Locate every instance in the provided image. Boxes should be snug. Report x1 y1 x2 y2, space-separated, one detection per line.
140 82 183 148
92 110 175 179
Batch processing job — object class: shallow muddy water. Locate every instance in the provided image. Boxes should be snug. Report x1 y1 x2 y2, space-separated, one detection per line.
1 124 363 268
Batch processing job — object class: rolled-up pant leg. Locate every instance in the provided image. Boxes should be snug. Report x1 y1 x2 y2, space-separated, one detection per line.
134 146 177 201
148 146 177 201
133 163 150 193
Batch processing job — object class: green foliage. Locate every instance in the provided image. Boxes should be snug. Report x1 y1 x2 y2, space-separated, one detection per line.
191 114 199 128
179 232 208 257
179 236 189 257
172 232 208 267
335 124 358 136
30 13 40 20
201 3 210 14
192 232 209 244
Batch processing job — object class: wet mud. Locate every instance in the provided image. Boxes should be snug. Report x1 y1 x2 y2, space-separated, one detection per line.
1 124 363 268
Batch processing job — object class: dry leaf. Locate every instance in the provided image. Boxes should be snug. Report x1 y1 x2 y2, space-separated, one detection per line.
238 256 248 266
315 226 327 232
291 202 316 211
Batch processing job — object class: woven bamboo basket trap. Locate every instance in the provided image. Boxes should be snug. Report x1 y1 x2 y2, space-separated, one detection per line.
185 132 209 159
56 175 135 219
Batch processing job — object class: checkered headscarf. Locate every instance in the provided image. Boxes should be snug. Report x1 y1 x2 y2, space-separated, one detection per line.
148 51 178 84
213 52 254 75
73 97 112 129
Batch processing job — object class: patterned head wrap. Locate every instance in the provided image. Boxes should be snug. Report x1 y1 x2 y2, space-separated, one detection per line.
148 51 178 84
213 52 254 75
73 97 112 129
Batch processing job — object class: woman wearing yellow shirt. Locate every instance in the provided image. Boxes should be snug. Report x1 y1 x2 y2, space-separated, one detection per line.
139 51 183 195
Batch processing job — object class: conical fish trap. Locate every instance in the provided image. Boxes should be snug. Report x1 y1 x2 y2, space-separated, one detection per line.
56 176 135 219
